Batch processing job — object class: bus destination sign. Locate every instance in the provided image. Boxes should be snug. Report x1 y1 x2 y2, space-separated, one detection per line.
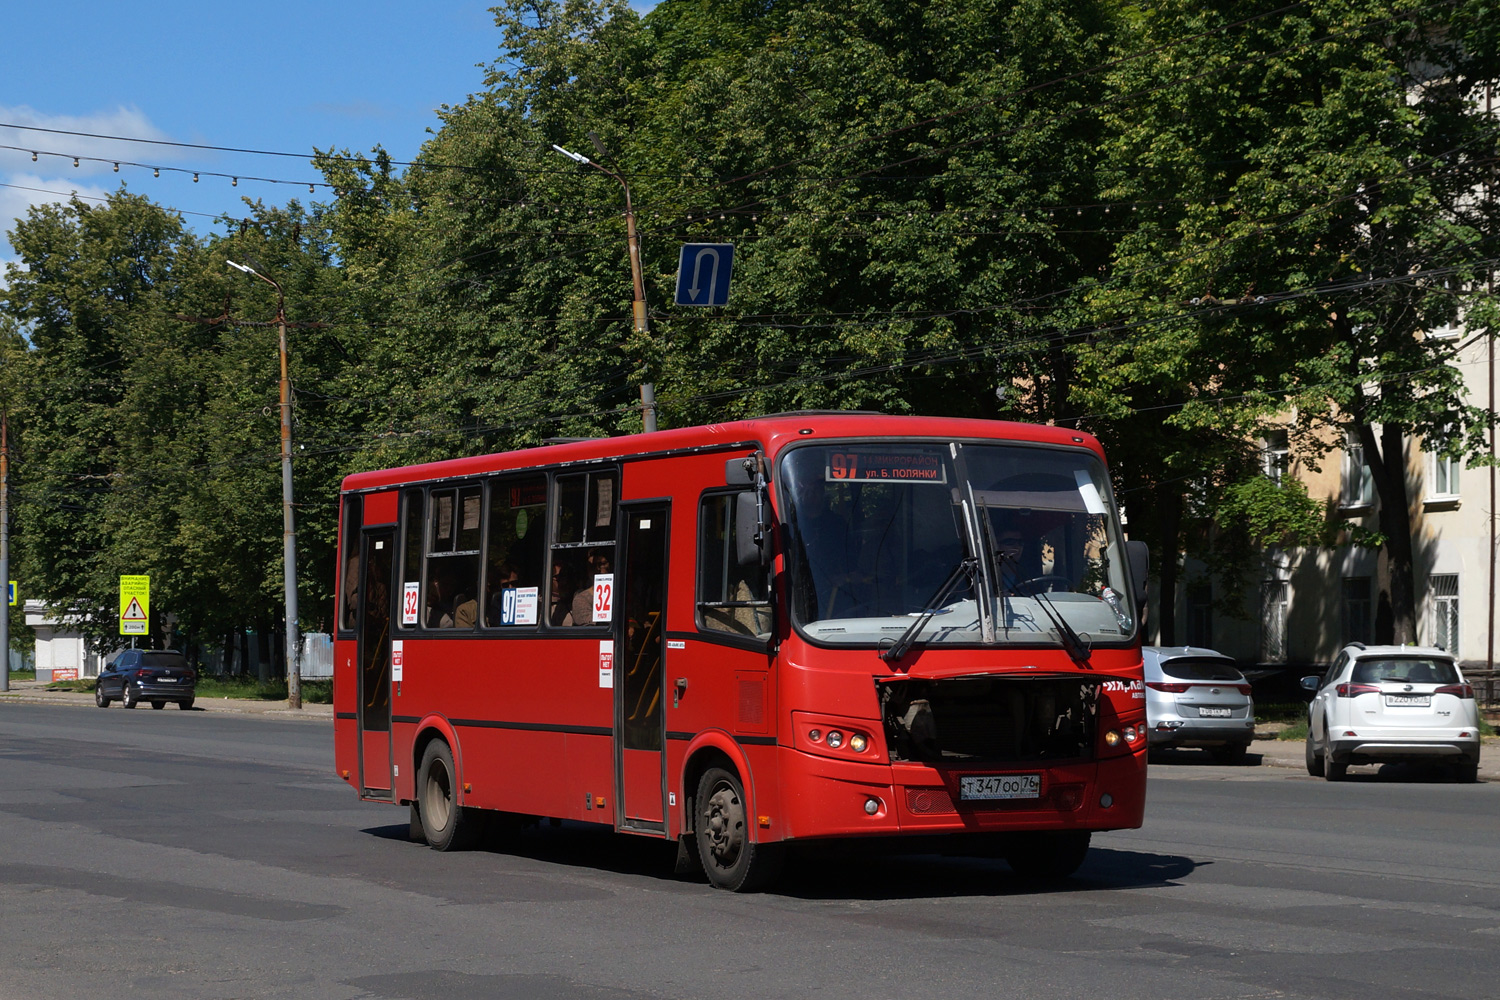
825 450 946 484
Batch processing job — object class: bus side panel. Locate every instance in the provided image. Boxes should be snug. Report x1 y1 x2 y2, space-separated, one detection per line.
333 636 359 790
394 635 615 823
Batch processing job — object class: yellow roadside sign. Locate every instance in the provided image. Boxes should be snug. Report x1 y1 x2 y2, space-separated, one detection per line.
119 575 150 636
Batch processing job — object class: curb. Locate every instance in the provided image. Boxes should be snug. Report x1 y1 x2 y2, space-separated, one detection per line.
0 690 333 720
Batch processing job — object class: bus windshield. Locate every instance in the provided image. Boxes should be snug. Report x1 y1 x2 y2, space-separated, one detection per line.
780 441 1135 650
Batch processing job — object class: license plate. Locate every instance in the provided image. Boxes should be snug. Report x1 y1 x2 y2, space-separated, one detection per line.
1385 695 1430 707
959 774 1041 801
157 677 176 683
1198 707 1232 718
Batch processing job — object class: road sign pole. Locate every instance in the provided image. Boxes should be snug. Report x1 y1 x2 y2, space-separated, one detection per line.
1 410 9 693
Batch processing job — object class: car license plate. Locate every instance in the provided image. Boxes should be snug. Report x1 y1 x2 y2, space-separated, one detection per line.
959 774 1041 801
1385 695 1430 707
157 677 176 683
1198 707 1232 718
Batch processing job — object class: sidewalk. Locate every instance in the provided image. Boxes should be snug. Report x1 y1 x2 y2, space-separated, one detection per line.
1246 731 1500 779
0 678 333 720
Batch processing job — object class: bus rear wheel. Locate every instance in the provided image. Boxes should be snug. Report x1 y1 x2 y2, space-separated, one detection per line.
694 767 782 892
1003 830 1091 881
417 740 478 851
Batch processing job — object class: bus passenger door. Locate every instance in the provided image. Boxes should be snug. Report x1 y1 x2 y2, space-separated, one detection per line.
357 527 396 797
616 502 668 832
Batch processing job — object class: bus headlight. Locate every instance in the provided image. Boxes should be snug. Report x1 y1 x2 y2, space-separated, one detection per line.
848 733 868 753
826 730 844 749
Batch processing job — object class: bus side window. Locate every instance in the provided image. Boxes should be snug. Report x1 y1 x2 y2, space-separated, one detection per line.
397 490 423 629
339 494 362 633
550 471 618 627
425 485 482 629
483 475 548 627
697 492 772 640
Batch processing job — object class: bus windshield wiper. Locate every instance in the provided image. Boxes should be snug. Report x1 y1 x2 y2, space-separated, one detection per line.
995 551 1092 667
880 557 977 667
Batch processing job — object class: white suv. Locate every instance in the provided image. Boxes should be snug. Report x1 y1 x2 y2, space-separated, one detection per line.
1303 644 1481 782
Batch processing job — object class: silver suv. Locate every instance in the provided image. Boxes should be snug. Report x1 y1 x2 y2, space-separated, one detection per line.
1143 646 1256 762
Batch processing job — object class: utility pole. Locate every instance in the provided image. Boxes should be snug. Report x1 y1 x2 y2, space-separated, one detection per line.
552 139 657 433
1 410 9 694
225 261 302 709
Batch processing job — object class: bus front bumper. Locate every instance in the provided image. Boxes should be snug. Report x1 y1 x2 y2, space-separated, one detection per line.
774 746 1146 841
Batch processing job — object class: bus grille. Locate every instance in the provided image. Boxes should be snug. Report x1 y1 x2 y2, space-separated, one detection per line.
879 675 1098 765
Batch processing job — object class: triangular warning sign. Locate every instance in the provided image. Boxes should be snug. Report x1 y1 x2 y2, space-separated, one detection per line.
122 597 147 621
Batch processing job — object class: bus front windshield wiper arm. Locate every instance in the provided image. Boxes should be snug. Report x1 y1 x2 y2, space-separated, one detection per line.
880 557 978 667
996 552 1092 667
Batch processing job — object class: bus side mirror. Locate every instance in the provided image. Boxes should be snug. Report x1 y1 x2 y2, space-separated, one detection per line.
735 491 768 567
1126 540 1149 607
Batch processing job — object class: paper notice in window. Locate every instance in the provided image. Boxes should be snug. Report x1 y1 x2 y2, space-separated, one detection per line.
436 495 453 540
1074 470 1106 515
599 640 614 688
593 573 614 623
402 582 420 625
595 477 614 526
462 495 480 531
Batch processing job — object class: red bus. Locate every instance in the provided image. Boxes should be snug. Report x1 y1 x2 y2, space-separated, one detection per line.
333 413 1149 891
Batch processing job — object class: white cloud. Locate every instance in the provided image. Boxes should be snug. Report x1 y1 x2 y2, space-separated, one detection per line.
0 104 178 177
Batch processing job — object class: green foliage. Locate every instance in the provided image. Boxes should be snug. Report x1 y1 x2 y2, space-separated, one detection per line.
2 0 1497 653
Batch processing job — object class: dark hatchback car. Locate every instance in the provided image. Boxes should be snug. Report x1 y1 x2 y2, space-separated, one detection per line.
96 649 197 710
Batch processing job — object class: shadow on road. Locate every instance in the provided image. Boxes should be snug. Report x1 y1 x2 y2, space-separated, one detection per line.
361 820 1203 900
1148 747 1264 768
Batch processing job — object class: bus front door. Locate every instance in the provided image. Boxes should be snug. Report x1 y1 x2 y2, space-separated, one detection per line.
356 527 396 797
616 502 668 832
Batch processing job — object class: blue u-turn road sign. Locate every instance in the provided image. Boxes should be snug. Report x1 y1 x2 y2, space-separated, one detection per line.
675 243 734 306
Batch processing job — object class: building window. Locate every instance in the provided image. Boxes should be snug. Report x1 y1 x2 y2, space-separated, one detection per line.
1186 582 1213 649
1430 574 1459 654
1261 580 1288 663
1262 429 1289 485
1429 450 1461 499
1341 431 1374 507
1341 577 1371 646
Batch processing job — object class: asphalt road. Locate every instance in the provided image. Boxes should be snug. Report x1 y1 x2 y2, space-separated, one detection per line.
1 702 1497 1000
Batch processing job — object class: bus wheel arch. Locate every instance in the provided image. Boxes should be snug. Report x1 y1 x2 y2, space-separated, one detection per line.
409 719 475 852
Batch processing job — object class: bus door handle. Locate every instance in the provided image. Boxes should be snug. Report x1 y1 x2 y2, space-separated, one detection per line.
674 677 688 708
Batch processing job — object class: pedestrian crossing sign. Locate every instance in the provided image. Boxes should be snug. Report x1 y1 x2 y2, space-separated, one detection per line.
119 575 150 635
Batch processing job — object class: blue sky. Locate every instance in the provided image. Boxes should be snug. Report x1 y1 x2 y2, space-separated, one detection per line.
0 1 654 264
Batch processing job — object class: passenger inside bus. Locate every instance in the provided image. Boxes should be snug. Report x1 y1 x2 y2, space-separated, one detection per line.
565 550 613 625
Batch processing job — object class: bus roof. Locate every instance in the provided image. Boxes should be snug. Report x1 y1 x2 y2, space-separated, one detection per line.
339 413 1105 493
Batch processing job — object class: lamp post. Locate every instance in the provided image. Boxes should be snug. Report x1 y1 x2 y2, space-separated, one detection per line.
226 259 301 709
552 141 657 433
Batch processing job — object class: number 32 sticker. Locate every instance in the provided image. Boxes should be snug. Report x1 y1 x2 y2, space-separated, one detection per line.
592 574 614 623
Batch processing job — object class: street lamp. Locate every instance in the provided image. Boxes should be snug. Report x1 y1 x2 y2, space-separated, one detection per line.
552 141 658 433
226 259 302 709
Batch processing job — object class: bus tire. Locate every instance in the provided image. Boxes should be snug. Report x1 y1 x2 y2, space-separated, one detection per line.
1004 830 1091 881
694 767 782 892
417 740 477 851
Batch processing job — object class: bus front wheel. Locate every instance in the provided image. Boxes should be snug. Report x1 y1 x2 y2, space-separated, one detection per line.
695 767 782 892
417 740 478 851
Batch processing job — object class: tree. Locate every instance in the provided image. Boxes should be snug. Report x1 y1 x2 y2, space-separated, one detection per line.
1077 0 1499 642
